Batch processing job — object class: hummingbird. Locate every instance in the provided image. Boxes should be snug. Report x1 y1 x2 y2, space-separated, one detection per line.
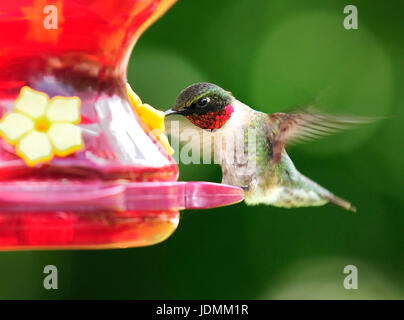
165 82 364 212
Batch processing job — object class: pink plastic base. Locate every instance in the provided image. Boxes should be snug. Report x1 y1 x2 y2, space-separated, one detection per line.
0 181 244 212
0 181 243 250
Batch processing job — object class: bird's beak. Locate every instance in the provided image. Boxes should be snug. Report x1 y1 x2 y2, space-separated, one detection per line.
164 108 180 117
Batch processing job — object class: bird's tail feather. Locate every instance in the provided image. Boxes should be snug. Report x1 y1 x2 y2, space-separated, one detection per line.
326 194 356 212
300 173 357 212
282 172 357 212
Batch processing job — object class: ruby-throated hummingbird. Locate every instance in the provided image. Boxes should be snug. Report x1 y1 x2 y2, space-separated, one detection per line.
165 82 364 212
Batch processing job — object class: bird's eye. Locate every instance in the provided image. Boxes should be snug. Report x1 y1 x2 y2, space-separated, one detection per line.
196 97 209 108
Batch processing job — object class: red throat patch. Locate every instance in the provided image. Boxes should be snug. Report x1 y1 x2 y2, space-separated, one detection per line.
186 105 234 130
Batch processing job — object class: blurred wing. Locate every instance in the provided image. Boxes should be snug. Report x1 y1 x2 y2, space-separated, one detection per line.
269 109 372 163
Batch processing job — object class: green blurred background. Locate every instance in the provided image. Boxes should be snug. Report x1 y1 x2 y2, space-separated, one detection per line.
1 0 403 299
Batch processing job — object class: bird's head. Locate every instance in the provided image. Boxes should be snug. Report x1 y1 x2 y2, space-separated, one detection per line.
165 83 234 130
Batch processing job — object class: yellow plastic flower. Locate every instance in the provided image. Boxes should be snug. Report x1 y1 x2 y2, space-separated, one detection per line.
126 83 174 155
0 86 84 166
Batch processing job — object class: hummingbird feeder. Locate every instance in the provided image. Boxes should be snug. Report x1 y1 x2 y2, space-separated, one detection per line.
0 0 244 250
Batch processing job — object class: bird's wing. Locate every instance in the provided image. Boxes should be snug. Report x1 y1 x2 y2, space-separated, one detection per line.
269 108 372 164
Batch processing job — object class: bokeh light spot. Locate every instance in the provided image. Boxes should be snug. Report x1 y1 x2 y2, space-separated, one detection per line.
251 11 393 155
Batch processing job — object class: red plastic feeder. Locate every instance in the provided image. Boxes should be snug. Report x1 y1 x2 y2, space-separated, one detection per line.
0 0 243 250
